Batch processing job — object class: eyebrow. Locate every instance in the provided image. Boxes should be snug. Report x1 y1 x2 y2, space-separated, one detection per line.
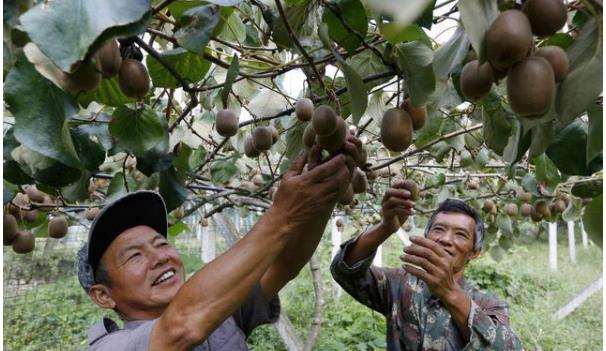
118 233 165 261
432 221 472 234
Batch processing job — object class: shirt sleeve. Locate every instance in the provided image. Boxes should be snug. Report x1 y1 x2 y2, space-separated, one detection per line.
231 283 281 337
330 236 402 315
88 320 155 351
462 294 523 350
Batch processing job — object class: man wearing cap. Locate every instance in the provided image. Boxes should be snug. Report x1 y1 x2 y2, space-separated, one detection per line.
79 138 362 350
330 182 522 350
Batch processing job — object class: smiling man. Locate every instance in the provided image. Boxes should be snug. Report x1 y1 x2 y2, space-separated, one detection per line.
331 181 523 350
78 139 362 350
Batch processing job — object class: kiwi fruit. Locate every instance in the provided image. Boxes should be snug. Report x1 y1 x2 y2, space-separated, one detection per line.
352 168 368 194
335 218 344 227
466 178 480 190
366 170 377 181
200 217 209 227
295 98 314 122
244 135 260 158
252 126 273 152
312 105 338 136
316 117 347 153
551 199 567 213
25 185 45 203
61 59 102 93
520 203 532 217
534 199 551 217
303 124 316 148
380 108 413 152
338 184 355 205
4 214 18 246
173 207 184 220
216 109 239 138
252 174 265 187
486 10 533 70
118 59 150 98
269 125 279 145
23 209 38 223
85 207 100 221
504 203 519 216
96 39 122 78
460 60 495 101
48 216 69 239
530 206 544 222
12 231 35 254
523 0 567 37
482 199 495 213
507 56 555 117
401 179 419 201
534 46 569 81
401 99 427 130
516 190 533 203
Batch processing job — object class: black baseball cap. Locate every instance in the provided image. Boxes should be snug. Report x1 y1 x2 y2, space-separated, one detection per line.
78 191 168 291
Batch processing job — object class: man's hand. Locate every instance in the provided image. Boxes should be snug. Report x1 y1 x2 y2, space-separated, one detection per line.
400 236 462 301
380 180 416 234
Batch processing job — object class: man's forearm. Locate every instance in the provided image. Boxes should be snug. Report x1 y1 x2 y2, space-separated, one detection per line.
442 287 472 343
344 223 393 266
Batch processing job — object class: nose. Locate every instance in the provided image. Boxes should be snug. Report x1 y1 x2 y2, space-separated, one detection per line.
435 230 455 247
149 248 169 269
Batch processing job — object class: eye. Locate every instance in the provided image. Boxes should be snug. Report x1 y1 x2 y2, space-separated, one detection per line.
128 252 141 261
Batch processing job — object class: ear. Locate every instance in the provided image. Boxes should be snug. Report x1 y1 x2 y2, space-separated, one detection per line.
467 248 481 262
89 284 117 310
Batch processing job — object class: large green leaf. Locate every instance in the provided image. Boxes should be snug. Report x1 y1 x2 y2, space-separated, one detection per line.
175 5 222 56
546 119 593 176
78 77 137 107
415 0 436 30
285 122 306 162
345 47 392 90
338 61 368 125
458 0 498 62
583 194 602 248
414 104 443 148
106 172 139 202
481 94 513 156
218 10 247 43
70 124 109 171
159 166 188 212
502 118 528 165
4 54 81 169
221 55 240 107
396 41 436 106
533 153 562 191
109 107 169 157
586 104 602 166
566 19 598 70
146 48 211 89
61 171 93 202
528 122 556 159
433 26 470 81
210 157 240 184
323 0 368 54
20 0 151 71
572 179 603 198
272 1 313 50
379 23 430 46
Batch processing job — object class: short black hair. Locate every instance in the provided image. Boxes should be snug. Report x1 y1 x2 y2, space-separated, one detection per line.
94 258 112 287
424 199 484 251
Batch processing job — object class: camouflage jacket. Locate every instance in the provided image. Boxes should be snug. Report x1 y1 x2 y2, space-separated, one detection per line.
330 238 524 351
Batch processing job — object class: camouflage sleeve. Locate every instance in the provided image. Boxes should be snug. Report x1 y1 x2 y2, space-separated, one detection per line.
330 237 400 315
462 295 523 350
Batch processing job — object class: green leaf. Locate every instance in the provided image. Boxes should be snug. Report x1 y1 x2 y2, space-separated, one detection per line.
458 0 498 62
211 157 240 185
502 118 521 165
582 194 602 248
572 179 603 198
146 48 211 89
481 94 513 156
497 214 513 236
159 166 188 212
395 41 436 106
323 0 368 54
78 77 137 108
109 107 169 157
533 153 562 191
61 171 93 202
4 161 34 185
70 124 108 171
285 122 306 162
34 161 82 187
175 5 221 56
272 1 313 50
433 26 470 80
562 197 583 222
4 54 81 169
218 11 247 43
106 172 138 202
528 121 556 159
221 55 240 107
415 0 436 30
586 105 602 166
490 245 505 261
566 19 598 70
542 33 574 49
338 60 367 125
20 0 151 71
379 23 429 46
556 54 602 125
168 221 192 237
414 104 443 148
345 47 392 90
522 173 539 195
546 119 593 176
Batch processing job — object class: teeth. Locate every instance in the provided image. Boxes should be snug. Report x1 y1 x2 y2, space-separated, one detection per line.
155 270 175 285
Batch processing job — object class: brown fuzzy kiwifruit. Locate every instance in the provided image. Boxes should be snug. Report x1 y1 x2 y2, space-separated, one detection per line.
85 207 100 221
380 108 413 152
534 199 551 217
507 56 555 117
269 125 279 145
482 199 495 213
460 60 495 101
316 117 347 153
520 203 532 217
516 190 533 203
295 98 314 122
551 199 567 213
303 124 316 148
534 46 569 81
338 184 355 205
351 168 368 194
118 59 150 98
96 39 122 78
244 135 260 158
48 216 69 239
466 178 480 190
216 109 239 138
312 105 338 136
401 99 427 130
523 0 567 37
401 179 419 201
12 231 35 254
335 218 344 227
23 209 38 223
61 59 102 93
252 174 265 187
530 206 543 222
366 170 377 181
200 217 209 227
504 203 519 216
4 214 18 246
252 126 273 152
486 10 533 70
25 185 45 203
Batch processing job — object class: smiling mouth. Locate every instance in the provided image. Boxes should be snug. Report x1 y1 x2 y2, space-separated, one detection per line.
153 269 176 286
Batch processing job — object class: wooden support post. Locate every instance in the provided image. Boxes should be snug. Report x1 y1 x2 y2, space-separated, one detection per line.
567 221 576 264
549 222 557 272
581 222 589 249
553 276 603 320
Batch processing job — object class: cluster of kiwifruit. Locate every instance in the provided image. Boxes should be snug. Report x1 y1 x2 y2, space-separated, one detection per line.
61 38 150 98
460 0 569 117
482 189 570 223
243 125 279 157
380 98 427 153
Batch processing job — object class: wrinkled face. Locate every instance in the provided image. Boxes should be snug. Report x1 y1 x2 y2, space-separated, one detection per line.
426 212 479 275
101 225 185 320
